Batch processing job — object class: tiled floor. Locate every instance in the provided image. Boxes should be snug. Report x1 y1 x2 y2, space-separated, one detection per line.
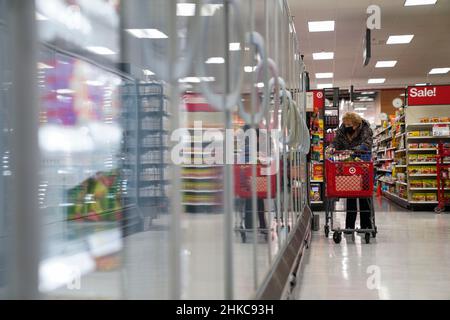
48 210 285 300
294 197 450 300
46 196 450 300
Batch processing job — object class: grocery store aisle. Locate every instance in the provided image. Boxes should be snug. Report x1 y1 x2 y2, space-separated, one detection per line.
295 197 450 300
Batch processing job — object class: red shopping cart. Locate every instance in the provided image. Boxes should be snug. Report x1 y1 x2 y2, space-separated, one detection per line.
324 150 377 244
234 164 277 243
435 142 450 213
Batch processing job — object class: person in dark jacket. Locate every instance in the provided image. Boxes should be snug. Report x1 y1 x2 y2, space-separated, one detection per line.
328 112 373 233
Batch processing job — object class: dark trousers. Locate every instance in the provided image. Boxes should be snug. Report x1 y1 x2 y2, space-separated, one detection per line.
346 198 372 229
244 198 267 229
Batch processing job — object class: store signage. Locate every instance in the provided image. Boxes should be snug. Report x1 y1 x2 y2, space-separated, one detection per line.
408 85 450 106
306 90 324 112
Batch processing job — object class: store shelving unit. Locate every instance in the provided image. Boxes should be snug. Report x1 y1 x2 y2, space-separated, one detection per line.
122 82 170 221
307 90 326 210
378 86 450 210
374 108 409 204
180 93 224 213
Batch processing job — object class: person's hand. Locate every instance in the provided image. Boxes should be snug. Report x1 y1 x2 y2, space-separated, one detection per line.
326 146 335 155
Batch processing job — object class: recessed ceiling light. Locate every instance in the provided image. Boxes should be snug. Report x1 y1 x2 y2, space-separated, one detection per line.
205 57 225 64
256 83 264 88
404 0 437 6
313 52 334 60
375 60 397 68
317 83 333 89
368 78 386 84
86 46 116 55
126 29 168 39
308 20 335 32
315 72 333 79
177 3 196 16
244 66 256 73
429 68 450 74
415 83 428 86
386 35 414 44
361 91 375 95
200 77 215 82
229 43 241 51
143 69 155 76
179 77 201 83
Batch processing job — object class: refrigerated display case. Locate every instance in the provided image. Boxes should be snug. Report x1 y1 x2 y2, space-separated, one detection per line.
2 0 311 300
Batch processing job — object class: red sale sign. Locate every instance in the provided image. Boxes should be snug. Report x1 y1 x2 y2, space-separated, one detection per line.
408 85 450 106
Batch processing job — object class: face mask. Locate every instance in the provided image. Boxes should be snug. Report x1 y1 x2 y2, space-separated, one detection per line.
344 126 355 134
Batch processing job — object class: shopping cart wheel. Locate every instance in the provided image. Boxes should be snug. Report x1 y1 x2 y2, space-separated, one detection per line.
324 225 330 238
240 231 247 243
372 226 377 238
365 233 371 244
434 206 444 213
333 232 342 244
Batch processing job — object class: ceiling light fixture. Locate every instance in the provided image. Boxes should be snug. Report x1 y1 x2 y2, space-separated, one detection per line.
177 3 196 16
205 57 225 64
315 72 333 79
308 20 335 32
361 91 375 95
312 52 334 60
386 35 414 44
317 83 333 89
429 68 450 75
375 60 397 68
368 78 386 84
126 29 168 39
179 77 201 83
404 0 437 6
415 83 428 86
86 46 116 55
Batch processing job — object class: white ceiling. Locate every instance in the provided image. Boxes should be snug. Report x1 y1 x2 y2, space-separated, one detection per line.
288 0 450 90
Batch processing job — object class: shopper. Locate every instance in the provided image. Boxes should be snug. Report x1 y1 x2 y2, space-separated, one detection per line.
242 124 267 231
327 112 373 233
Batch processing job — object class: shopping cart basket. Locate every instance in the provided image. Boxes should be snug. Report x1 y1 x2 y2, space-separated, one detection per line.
234 164 276 243
435 142 450 213
324 150 377 244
